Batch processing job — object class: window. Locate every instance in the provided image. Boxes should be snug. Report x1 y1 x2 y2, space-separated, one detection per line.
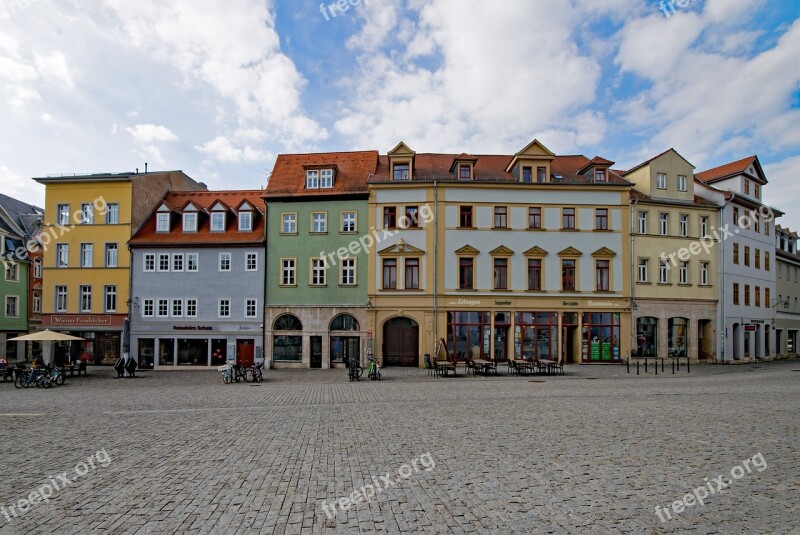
744 180 750 195
405 258 420 289
656 173 666 189
341 258 356 286
638 258 649 282
188 253 199 272
393 164 410 181
4 262 17 281
754 286 762 307
79 286 92 312
172 254 184 272
320 169 333 188
156 213 169 232
106 203 119 224
238 211 252 231
765 252 770 271
754 215 760 233
143 253 155 272
679 261 688 284
528 207 542 229
5 296 18 317
383 207 397 229
679 214 688 237
210 212 225 232
33 258 42 278
172 299 183 317
754 184 760 198
81 203 93 224
733 243 739 264
755 249 761 269
404 206 419 228
459 206 473 228
595 208 608 230
596 260 610 291
306 170 319 188
281 259 296 286
744 285 751 306
186 299 197 317
342 211 357 233
659 213 668 235
459 258 473 289
57 204 70 225
562 208 575 229
765 288 771 308
700 216 708 237
733 283 740 305
246 253 258 271
382 258 397 289
57 244 69 267
157 299 169 317
32 292 41 313
55 286 67 312
219 253 231 272
183 213 197 232
522 166 532 183
700 262 709 285
158 253 170 272
595 169 606 182
493 258 508 289
142 299 154 317
311 258 326 286
659 259 669 283
311 212 327 233
527 259 542 290
765 220 770 236
105 243 118 267
245 299 258 318
562 260 576 291
281 213 297 234
744 246 750 267
537 167 547 183
494 206 508 228
677 175 687 191
218 299 231 318
638 211 647 234
733 207 739 226
104 285 117 312
459 164 471 180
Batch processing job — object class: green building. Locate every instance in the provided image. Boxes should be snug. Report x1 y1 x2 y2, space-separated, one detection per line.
263 151 377 368
0 229 30 362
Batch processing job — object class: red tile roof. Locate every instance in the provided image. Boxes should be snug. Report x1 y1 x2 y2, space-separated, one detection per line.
696 156 757 183
629 188 719 207
264 151 379 197
130 190 265 246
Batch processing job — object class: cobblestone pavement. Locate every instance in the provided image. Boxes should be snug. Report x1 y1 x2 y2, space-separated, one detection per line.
0 361 798 534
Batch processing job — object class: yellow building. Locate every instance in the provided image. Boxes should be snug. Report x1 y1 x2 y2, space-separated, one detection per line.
368 140 633 368
624 149 719 361
34 171 204 364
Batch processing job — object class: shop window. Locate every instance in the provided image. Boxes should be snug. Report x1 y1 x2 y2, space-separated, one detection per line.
668 317 688 357
636 317 658 357
514 312 557 361
582 313 621 362
447 311 490 361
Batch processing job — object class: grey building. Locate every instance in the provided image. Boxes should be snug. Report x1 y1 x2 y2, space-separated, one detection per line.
128 190 266 368
775 225 800 356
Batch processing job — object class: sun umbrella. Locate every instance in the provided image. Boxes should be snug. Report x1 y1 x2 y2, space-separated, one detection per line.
8 330 85 366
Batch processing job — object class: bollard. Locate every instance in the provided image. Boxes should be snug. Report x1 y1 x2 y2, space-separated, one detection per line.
637 360 640 375
645 358 648 374
627 358 630 374
672 359 675 374
662 358 665 373
655 358 658 375
687 358 690 374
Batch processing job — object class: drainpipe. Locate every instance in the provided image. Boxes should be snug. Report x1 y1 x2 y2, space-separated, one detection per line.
433 179 439 354
262 206 269 368
719 196 733 363
630 198 638 358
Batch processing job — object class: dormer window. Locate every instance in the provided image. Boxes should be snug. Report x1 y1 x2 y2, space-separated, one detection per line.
595 169 606 182
393 163 410 181
183 213 197 233
537 167 547 183
459 164 471 180
522 166 532 183
239 211 252 231
320 169 333 188
210 212 225 232
306 170 319 188
156 213 169 232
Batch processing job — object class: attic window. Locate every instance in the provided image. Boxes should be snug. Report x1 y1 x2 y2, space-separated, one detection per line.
211 212 225 232
459 164 471 180
393 163 410 181
522 166 532 183
537 167 547 183
320 169 333 188
595 169 606 182
239 211 252 231
306 170 319 188
183 213 197 233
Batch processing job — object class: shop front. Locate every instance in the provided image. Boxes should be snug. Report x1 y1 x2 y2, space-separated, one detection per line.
42 314 126 365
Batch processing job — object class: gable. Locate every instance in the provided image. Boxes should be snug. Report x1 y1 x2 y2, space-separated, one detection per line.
454 244 480 255
489 245 514 256
523 246 549 257
591 247 617 258
558 246 583 257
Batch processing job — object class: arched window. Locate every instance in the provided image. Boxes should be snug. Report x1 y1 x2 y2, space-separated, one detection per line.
636 317 658 357
274 314 302 331
330 314 359 331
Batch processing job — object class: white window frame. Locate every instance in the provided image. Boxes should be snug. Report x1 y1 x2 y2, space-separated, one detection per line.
306 170 319 189
659 260 669 284
104 285 117 313
187 253 199 272
182 212 197 232
218 298 231 318
142 299 155 318
656 173 666 190
282 213 297 234
172 253 184 272
677 175 687 191
106 203 119 224
81 203 94 224
32 292 41 313
638 211 647 234
79 285 92 313
638 258 649 283
171 298 183 318
700 262 709 285
156 213 169 232
341 211 357 233
238 211 252 231
56 243 69 268
57 204 70 225
185 299 198 318
33 258 42 279
5 295 19 318
700 216 708 237
105 243 118 268
679 214 689 237
245 298 258 319
157 299 169 318
158 253 170 272
320 169 333 188
143 253 156 272
210 212 225 232
281 258 296 286
55 286 67 313
311 212 327 233
341 257 356 286
219 252 232 272
310 258 326 286
245 252 258 272
659 213 668 236
4 262 18 281
679 262 689 284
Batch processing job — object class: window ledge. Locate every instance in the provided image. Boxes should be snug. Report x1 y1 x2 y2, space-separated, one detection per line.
594 229 613 232
636 282 652 285
526 227 545 231
279 232 298 236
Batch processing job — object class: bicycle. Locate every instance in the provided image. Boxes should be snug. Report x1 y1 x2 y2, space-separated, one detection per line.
219 363 235 384
35 366 64 388
14 367 43 389
368 356 381 381
347 357 363 382
251 362 264 383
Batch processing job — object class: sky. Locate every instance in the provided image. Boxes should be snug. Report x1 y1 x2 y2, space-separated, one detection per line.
0 0 798 226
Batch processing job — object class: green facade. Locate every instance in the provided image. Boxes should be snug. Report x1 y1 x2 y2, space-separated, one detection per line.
266 199 368 306
0 260 30 333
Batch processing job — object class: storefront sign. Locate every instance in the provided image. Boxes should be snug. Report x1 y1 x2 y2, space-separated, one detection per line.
449 299 481 306
172 325 213 331
51 315 112 326
562 301 579 307
745 325 757 331
750 320 765 324
587 300 622 308
495 300 512 306
236 325 255 331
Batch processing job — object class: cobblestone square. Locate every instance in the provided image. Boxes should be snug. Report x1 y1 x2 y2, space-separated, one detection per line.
0 362 797 534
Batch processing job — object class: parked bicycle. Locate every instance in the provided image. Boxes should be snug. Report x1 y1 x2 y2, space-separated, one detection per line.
251 362 264 383
347 356 363 382
367 356 381 381
36 366 64 388
219 362 250 384
14 367 43 389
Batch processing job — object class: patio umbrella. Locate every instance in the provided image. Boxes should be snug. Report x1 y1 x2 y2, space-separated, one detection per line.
8 330 84 366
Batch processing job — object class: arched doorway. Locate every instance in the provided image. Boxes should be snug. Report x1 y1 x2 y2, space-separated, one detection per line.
330 314 360 368
273 314 303 364
383 317 419 367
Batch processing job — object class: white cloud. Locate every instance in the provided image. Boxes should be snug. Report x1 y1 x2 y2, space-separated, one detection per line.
195 136 269 163
126 124 179 143
764 156 800 230
33 52 75 87
134 145 166 166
